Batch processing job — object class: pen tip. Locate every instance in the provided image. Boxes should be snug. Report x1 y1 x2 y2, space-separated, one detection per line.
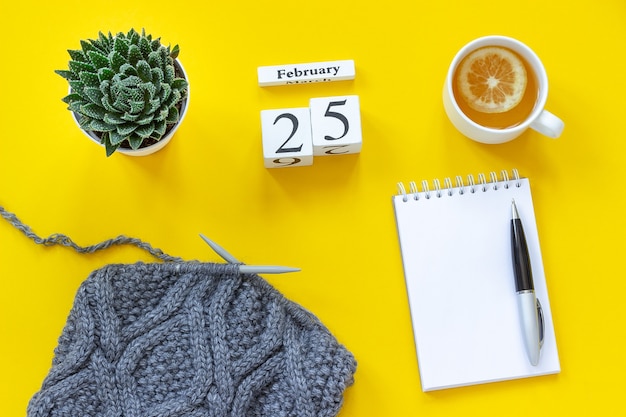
511 199 519 219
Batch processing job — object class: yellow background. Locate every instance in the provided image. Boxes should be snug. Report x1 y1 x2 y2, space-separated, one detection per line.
1 0 625 415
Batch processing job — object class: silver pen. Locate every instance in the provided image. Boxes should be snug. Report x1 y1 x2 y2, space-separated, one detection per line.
510 199 544 366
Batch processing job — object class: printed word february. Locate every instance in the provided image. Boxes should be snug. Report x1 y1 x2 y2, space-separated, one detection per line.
258 59 355 87
277 66 340 79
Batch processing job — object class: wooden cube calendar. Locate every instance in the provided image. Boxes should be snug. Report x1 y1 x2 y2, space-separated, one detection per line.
309 95 362 156
261 108 314 168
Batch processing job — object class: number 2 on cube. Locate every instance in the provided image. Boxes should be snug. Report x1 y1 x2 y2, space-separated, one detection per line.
261 107 313 168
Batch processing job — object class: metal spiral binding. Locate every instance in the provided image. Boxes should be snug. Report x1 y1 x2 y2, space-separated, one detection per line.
490 172 499 190
409 181 419 198
501 169 510 188
397 182 408 202
444 177 453 196
455 175 465 195
396 169 522 202
512 168 521 187
422 180 431 199
433 179 442 198
468 174 476 193
478 173 487 192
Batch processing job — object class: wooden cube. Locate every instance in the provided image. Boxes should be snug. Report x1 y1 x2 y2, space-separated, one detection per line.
261 107 313 168
310 95 362 156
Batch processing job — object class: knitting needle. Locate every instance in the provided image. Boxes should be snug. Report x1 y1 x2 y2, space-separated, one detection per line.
199 233 239 263
238 265 301 274
199 234 300 274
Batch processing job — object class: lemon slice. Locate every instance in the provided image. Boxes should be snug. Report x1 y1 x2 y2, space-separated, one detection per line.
456 46 527 114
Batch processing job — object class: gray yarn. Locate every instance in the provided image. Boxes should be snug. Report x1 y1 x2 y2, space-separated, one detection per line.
1 205 357 416
0 205 183 262
27 263 356 417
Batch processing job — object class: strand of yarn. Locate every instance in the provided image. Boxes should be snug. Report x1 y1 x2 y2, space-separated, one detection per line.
0 205 183 263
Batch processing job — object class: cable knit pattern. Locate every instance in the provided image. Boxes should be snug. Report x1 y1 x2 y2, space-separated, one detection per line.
27 262 356 417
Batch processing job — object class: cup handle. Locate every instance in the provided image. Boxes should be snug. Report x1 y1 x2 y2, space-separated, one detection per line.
530 110 564 138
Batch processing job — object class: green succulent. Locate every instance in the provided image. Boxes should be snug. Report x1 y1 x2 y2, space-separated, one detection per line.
56 29 188 156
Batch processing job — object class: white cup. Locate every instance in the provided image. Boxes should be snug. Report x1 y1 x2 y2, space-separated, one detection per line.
443 35 564 144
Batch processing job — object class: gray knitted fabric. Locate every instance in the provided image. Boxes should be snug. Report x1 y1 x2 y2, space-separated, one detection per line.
27 262 356 417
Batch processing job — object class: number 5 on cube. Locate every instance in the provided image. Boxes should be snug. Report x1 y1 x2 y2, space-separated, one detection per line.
261 108 314 168
310 95 362 156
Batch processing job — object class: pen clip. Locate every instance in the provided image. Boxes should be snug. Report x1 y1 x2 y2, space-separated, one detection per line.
537 298 545 348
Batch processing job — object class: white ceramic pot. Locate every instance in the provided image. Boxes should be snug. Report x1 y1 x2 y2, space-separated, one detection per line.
72 59 189 156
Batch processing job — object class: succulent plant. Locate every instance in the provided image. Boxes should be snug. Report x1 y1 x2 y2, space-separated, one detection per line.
56 29 188 156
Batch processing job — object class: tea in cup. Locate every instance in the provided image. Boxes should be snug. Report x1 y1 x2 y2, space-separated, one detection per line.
443 36 563 144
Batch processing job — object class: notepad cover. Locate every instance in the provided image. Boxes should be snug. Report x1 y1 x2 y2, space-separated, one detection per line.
393 176 560 391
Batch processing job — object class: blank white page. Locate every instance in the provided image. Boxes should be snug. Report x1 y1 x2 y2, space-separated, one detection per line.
393 174 560 391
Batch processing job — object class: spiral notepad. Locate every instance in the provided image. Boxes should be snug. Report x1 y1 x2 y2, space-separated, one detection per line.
393 169 560 391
